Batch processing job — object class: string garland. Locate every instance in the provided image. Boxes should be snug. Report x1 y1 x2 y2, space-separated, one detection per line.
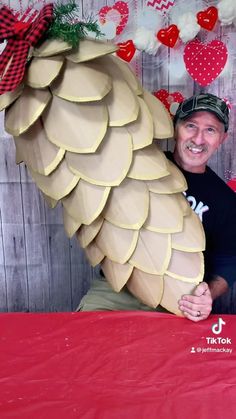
108 0 236 58
157 5 218 48
132 0 236 53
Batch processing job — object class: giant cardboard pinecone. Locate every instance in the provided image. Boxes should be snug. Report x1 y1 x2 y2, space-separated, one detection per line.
1 38 205 314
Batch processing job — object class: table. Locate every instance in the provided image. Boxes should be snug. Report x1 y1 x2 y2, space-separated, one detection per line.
0 312 235 418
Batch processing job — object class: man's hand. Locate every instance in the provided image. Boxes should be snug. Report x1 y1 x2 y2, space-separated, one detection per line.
178 282 212 322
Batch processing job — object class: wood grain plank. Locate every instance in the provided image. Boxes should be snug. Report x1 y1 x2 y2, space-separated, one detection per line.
21 182 50 312
70 236 94 311
0 182 29 311
2 223 28 311
46 223 72 312
0 128 20 183
0 210 7 312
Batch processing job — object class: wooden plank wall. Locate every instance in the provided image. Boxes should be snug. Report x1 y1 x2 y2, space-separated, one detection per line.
0 0 235 312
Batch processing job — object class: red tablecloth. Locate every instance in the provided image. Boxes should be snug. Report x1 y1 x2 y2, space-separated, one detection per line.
0 312 235 418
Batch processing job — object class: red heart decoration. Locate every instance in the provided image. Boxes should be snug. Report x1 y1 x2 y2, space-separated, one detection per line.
116 40 136 62
99 1 129 35
227 178 236 192
154 89 184 116
184 39 228 87
157 24 179 48
197 6 218 31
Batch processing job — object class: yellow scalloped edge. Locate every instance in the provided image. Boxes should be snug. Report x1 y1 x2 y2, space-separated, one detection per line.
128 167 169 181
45 106 108 153
104 187 149 231
63 208 81 238
171 241 205 253
171 213 206 252
129 234 172 275
5 92 51 136
165 252 205 283
84 186 111 225
63 185 111 225
67 133 133 187
110 55 143 96
29 168 79 201
96 229 139 265
84 242 105 267
0 84 24 112
101 259 133 292
146 165 187 194
33 39 72 57
127 145 170 181
66 40 118 63
127 270 164 308
26 58 64 89
53 91 110 103
77 217 104 249
42 148 65 176
108 97 139 127
160 275 201 315
144 219 183 234
128 98 154 151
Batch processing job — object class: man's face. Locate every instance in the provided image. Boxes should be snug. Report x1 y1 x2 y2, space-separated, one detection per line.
174 111 227 173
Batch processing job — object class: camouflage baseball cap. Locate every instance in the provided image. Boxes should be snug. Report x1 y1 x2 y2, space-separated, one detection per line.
173 93 229 132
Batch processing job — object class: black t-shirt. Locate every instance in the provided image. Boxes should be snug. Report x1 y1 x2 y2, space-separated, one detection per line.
165 151 236 287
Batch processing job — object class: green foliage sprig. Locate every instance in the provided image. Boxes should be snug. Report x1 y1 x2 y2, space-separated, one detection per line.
47 1 103 48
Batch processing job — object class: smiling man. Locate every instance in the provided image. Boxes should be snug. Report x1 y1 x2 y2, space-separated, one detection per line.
78 93 236 323
168 93 236 321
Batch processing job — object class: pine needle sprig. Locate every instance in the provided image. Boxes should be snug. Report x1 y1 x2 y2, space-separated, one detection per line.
47 1 103 48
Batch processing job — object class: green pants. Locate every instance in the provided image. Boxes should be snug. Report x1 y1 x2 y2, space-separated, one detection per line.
77 277 169 313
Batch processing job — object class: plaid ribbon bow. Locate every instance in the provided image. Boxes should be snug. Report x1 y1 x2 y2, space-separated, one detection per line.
0 4 54 95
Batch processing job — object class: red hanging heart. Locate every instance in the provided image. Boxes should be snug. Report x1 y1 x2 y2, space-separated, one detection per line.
197 6 218 31
157 24 179 48
184 39 228 87
116 40 136 62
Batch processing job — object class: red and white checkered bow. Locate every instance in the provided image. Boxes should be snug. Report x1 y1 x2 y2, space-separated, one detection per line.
0 4 54 95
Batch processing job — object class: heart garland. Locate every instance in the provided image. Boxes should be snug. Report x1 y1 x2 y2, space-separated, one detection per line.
98 0 229 88
157 6 218 48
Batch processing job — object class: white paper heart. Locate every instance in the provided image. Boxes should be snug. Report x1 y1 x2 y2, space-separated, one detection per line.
85 21 117 40
99 21 117 40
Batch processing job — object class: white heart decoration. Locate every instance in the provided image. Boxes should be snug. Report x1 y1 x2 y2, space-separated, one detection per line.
99 21 117 40
86 21 117 40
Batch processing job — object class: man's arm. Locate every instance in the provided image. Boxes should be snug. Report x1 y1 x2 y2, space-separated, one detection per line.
178 276 229 322
208 275 229 299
